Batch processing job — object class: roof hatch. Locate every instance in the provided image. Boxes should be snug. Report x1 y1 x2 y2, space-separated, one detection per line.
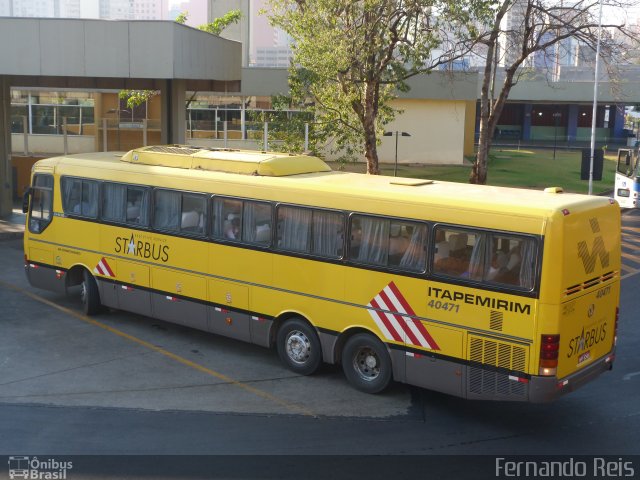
389 178 434 186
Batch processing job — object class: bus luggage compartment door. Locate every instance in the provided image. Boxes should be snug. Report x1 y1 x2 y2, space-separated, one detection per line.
207 280 251 343
151 269 207 331
26 247 66 295
116 260 151 317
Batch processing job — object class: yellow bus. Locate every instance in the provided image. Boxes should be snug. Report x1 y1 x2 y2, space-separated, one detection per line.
23 145 621 402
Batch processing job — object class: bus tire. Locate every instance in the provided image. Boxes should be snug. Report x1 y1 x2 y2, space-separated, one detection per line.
81 269 101 316
342 333 392 394
277 318 322 376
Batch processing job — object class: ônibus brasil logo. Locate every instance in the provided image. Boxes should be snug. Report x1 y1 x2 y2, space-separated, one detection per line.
8 456 72 479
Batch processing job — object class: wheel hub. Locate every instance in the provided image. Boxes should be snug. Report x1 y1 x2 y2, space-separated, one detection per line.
286 331 310 364
354 347 380 381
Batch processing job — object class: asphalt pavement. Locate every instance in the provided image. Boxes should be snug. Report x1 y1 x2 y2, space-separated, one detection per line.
0 208 638 479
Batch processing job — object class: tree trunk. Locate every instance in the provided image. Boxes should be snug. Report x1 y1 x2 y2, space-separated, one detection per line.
473 118 491 184
364 131 380 174
362 80 380 175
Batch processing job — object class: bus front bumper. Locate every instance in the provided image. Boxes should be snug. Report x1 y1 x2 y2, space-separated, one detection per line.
528 352 615 403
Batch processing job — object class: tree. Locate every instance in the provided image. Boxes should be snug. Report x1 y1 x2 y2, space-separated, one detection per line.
267 0 476 174
119 10 242 110
470 0 632 184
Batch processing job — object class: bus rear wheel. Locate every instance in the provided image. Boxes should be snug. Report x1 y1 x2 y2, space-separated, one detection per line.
277 318 322 375
81 270 101 316
342 333 392 394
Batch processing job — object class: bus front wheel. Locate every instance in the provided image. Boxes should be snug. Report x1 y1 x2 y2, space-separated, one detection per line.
81 270 101 316
342 333 392 394
277 318 322 375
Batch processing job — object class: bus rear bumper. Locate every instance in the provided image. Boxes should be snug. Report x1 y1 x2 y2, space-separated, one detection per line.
528 352 615 403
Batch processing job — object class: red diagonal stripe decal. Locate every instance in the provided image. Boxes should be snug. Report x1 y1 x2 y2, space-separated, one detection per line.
369 297 402 342
387 281 416 316
101 258 115 277
410 317 440 350
378 288 421 346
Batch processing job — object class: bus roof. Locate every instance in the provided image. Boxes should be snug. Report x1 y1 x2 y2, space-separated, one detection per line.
38 148 614 224
120 145 332 177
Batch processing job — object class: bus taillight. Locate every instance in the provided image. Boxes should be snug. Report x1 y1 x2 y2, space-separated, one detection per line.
539 334 560 376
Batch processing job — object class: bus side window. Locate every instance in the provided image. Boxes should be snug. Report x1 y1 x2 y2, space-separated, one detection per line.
277 205 311 253
212 197 243 240
180 193 206 235
388 221 427 272
487 236 535 290
126 187 150 226
349 215 389 266
433 228 479 278
153 189 181 232
61 178 82 214
311 209 344 259
61 177 98 218
102 183 127 224
243 201 272 246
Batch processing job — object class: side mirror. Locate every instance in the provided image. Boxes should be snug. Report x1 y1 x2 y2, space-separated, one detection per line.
22 187 31 214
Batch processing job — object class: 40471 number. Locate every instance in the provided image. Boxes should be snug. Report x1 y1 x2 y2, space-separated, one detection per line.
427 299 460 313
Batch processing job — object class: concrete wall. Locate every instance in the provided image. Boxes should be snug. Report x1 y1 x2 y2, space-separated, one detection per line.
0 18 242 80
376 99 471 165
186 98 473 165
11 134 95 155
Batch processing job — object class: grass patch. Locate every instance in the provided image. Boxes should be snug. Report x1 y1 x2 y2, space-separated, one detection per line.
329 148 616 194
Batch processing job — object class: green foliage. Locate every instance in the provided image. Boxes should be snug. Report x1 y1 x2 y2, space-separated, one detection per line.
175 11 188 24
267 0 476 173
246 94 318 154
198 10 242 35
118 89 159 110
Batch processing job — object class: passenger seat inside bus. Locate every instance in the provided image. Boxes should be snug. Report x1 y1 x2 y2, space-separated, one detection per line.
434 233 470 276
181 210 201 232
126 204 140 222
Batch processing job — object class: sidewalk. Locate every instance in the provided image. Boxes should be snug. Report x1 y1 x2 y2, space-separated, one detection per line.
0 208 25 241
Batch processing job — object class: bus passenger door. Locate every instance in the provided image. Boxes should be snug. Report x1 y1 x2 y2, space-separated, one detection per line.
25 173 65 293
117 260 151 317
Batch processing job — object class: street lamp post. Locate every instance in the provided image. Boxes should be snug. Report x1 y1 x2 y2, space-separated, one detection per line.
552 112 561 159
383 131 411 176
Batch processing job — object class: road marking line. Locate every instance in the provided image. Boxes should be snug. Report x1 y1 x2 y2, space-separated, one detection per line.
622 238 640 248
621 225 640 233
621 269 640 280
621 251 640 264
623 371 640 381
0 279 317 418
